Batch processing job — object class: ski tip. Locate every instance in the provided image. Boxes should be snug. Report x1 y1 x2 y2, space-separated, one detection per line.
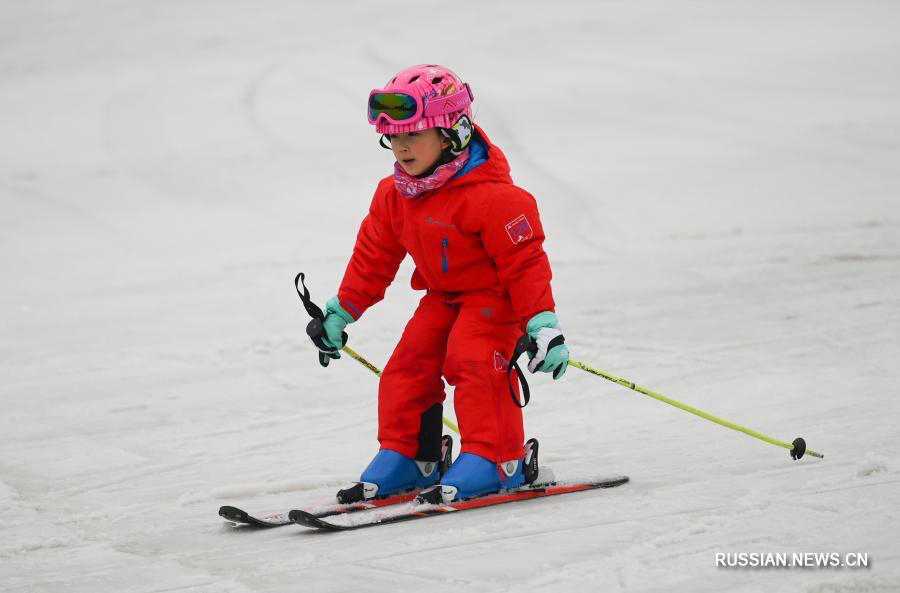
549 475 629 489
603 475 629 487
289 509 347 531
548 475 629 491
219 505 250 523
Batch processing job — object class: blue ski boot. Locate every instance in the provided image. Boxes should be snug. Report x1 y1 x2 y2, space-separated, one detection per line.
418 438 541 503
336 435 453 503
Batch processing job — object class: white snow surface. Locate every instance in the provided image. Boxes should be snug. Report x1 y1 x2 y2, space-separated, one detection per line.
2 1 899 591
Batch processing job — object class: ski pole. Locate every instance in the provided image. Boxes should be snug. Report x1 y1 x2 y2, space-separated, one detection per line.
294 273 460 435
568 358 823 460
340 344 460 435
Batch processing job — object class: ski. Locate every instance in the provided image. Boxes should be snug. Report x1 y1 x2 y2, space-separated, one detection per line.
221 436 457 528
218 490 421 528
288 475 629 531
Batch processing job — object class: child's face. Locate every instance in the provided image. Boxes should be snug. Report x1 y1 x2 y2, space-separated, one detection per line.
389 129 450 176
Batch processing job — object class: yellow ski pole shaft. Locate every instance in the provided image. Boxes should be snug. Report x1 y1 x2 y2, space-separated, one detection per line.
341 345 383 378
568 359 823 460
294 273 460 436
342 345 460 436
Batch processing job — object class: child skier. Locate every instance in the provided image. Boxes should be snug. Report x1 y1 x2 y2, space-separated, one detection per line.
311 64 569 504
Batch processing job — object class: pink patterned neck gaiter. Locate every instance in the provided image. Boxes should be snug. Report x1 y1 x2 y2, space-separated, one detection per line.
393 148 470 198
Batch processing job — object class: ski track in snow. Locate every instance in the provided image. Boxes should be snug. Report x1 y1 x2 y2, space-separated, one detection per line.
2 1 900 592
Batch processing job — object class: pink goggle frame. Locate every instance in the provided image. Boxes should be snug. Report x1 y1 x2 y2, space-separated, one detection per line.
367 83 474 126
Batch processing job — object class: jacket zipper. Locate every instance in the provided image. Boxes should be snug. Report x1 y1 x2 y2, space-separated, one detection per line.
441 238 449 273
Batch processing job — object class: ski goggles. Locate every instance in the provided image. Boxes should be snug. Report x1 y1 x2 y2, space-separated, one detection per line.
367 83 474 125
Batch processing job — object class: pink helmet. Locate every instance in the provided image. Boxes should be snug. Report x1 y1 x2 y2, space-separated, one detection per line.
368 64 474 151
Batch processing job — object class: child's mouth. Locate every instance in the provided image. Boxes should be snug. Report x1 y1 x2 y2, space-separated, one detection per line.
401 158 415 165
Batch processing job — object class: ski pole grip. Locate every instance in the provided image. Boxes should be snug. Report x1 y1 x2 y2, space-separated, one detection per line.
307 317 324 339
526 334 538 357
296 273 347 367
306 318 347 352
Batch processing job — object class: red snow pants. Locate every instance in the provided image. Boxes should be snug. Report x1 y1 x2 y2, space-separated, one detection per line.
377 290 525 463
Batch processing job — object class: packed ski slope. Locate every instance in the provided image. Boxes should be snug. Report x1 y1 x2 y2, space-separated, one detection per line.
2 1 899 591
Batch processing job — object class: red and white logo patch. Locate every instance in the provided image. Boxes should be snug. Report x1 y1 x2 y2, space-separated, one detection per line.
505 215 533 244
493 350 509 372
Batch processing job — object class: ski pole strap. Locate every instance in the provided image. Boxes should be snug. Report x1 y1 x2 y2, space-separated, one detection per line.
507 334 536 408
294 272 325 320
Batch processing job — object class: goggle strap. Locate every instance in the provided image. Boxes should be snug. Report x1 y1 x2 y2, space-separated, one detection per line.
422 83 474 118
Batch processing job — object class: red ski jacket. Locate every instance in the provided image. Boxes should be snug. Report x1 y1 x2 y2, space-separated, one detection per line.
337 125 555 328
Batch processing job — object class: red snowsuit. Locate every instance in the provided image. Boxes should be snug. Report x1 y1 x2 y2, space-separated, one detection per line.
338 125 555 463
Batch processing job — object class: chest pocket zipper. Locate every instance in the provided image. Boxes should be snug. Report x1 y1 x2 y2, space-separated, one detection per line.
441 238 449 273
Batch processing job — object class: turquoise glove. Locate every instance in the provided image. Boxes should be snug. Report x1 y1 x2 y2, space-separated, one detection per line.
318 296 355 366
525 311 569 379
